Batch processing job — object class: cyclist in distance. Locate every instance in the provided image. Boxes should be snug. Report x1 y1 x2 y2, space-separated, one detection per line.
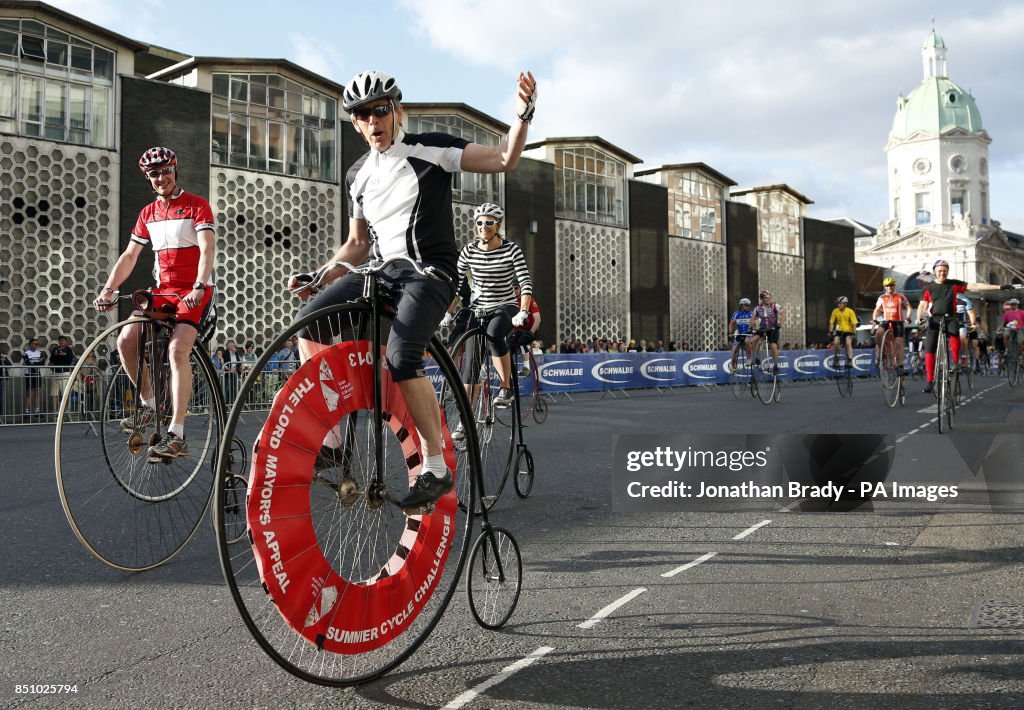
871 278 912 373
288 69 537 512
750 289 786 368
728 297 754 373
955 294 979 370
441 202 533 415
915 258 1013 393
93 146 216 460
829 296 859 369
1000 298 1024 359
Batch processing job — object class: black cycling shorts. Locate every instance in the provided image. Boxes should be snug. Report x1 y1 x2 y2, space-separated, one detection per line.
296 262 455 382
877 321 905 338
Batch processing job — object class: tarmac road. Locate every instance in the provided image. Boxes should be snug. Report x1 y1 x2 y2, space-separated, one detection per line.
4 377 1023 709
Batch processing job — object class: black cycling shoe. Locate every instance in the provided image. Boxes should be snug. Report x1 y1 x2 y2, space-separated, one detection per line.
399 470 453 513
923 381 934 394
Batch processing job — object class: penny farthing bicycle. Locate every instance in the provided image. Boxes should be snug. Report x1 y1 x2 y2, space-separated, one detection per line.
212 257 522 686
54 289 242 571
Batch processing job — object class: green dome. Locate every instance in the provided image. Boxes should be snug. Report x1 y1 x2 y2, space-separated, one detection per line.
922 30 945 49
891 77 983 139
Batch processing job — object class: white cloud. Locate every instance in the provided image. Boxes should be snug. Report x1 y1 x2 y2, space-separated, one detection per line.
288 33 346 84
402 0 1024 228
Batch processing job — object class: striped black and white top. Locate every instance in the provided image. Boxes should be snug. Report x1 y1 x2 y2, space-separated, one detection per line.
456 239 533 310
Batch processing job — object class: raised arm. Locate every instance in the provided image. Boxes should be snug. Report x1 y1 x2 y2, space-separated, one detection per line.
460 71 537 174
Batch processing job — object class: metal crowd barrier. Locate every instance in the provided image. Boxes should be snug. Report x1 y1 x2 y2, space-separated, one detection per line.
0 361 300 426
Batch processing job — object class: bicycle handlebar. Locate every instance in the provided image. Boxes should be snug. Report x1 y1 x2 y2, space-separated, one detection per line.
290 255 451 296
93 289 185 310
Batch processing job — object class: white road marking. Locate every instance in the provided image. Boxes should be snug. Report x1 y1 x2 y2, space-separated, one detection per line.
578 587 647 629
733 520 772 540
779 499 803 512
443 646 555 709
662 551 718 578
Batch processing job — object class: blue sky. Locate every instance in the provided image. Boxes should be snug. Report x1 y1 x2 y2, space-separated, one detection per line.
59 0 1024 232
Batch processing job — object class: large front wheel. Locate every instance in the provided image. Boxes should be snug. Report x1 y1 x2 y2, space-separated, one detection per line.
212 302 476 686
752 344 777 405
55 317 221 571
880 330 900 408
936 335 949 434
730 347 751 400
447 329 513 510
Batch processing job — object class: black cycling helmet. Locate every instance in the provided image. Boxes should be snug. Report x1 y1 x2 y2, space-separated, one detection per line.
343 70 402 112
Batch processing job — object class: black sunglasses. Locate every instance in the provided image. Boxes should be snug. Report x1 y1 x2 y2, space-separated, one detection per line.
352 104 393 122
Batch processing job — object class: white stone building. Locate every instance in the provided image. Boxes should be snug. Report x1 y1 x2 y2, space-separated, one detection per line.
856 30 1024 291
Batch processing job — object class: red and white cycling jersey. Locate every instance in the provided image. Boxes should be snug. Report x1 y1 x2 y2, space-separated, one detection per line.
130 191 215 289
875 293 909 322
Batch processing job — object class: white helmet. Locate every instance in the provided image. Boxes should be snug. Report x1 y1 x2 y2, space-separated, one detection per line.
474 203 505 221
343 70 402 112
738 298 751 306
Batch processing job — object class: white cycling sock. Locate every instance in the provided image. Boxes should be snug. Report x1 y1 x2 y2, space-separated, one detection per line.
143 397 155 409
422 454 448 479
168 423 184 438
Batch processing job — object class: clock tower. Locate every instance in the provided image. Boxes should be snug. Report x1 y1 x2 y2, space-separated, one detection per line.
856 28 1024 291
884 29 990 238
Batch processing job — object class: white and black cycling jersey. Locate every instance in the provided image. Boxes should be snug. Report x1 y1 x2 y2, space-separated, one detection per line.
347 130 469 279
457 239 532 310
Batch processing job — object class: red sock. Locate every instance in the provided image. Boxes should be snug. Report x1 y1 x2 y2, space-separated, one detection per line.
950 336 960 366
925 352 936 381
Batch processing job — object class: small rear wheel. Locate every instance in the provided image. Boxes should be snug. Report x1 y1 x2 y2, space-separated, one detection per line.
513 447 534 498
467 527 522 630
532 392 548 424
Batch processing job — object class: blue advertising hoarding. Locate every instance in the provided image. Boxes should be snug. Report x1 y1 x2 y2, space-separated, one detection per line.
425 349 883 395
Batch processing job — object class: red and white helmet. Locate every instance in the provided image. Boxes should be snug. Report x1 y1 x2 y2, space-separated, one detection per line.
138 146 176 173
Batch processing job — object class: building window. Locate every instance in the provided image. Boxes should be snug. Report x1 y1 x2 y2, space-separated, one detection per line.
893 196 900 220
665 171 724 243
753 192 802 255
950 189 966 217
211 72 337 181
553 146 626 227
980 189 988 224
0 18 114 147
915 192 931 225
405 113 502 205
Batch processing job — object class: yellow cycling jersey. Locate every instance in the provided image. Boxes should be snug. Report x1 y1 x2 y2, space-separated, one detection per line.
829 307 859 333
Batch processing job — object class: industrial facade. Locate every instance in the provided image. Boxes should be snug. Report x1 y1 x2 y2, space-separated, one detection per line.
1 1 856 361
